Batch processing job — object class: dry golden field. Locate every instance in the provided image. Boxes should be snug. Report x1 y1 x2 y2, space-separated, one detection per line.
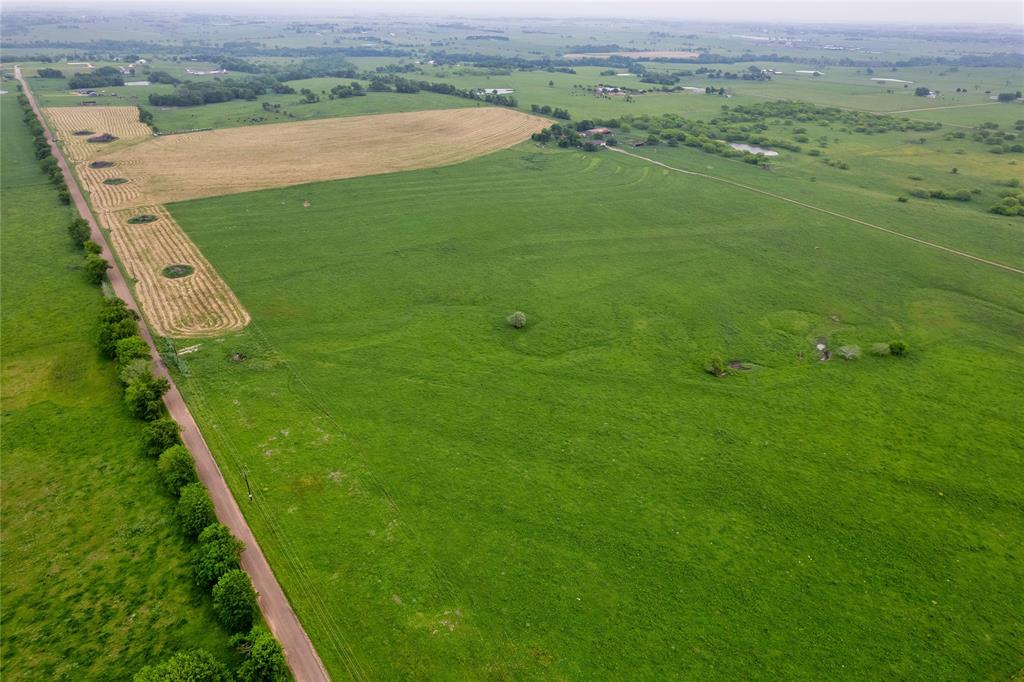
98 107 547 208
101 206 250 337
44 106 151 162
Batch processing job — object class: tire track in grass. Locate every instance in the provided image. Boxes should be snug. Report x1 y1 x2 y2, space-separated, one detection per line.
608 146 1024 276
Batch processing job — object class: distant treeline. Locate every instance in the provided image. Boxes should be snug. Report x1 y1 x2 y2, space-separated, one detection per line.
68 66 124 89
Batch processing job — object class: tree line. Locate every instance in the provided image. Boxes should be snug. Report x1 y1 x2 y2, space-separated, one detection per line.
19 84 291 679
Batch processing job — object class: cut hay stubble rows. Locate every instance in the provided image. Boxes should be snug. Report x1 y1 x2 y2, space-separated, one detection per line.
44 106 151 162
102 206 250 337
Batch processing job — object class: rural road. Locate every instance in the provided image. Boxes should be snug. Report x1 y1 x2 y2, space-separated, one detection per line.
15 66 331 682
608 146 1024 276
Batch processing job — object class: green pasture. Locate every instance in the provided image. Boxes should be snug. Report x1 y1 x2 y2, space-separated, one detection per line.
167 143 1024 680
0 93 233 679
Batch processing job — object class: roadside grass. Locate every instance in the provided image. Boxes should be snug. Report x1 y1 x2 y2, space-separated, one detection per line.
0 92 233 679
166 145 1024 680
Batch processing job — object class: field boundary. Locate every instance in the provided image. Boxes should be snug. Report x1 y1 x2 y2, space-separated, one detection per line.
15 65 331 682
608 146 1024 276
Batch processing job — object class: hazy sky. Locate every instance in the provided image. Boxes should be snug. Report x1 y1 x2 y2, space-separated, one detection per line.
7 0 1024 25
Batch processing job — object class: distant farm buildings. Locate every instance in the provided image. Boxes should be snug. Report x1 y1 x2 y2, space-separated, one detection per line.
583 127 612 136
871 78 913 84
795 70 824 76
479 88 514 95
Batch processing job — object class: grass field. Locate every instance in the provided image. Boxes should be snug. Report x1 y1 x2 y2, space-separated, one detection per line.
0 92 233 679
165 144 1024 679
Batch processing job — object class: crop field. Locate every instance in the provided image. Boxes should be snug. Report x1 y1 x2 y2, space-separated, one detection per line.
164 141 1024 679
97 107 547 207
101 206 250 337
43 106 151 162
0 92 232 679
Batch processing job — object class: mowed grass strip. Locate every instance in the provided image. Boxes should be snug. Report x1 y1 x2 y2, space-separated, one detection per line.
167 146 1024 680
0 94 233 678
99 107 548 208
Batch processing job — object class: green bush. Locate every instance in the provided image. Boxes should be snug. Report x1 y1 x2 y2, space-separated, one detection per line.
118 358 152 386
192 523 244 588
889 339 909 356
83 254 109 285
212 569 258 632
115 336 150 370
232 626 289 682
83 240 102 255
158 445 198 495
67 217 90 246
177 483 216 539
133 649 230 682
142 418 181 457
124 372 170 420
706 355 727 377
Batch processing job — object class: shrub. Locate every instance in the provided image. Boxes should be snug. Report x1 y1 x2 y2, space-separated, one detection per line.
118 357 152 386
115 336 150 370
192 523 244 588
57 188 70 205
83 240 102 255
82 254 109 285
212 569 258 632
124 371 170 420
232 626 289 682
158 445 198 495
177 483 216 539
67 217 90 246
897 195 908 202
705 355 727 377
142 418 180 456
507 311 526 329
133 649 230 682
889 339 909 356
870 342 891 356
838 345 861 360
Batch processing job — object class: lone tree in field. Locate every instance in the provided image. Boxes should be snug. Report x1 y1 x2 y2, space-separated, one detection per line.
889 339 909 356
213 569 258 632
507 311 526 329
705 355 727 377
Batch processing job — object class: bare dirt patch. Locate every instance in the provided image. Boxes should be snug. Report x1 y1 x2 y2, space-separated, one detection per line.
100 205 250 337
44 106 151 162
97 107 548 208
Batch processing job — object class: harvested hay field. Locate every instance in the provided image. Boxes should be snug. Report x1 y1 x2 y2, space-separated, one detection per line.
79 158 144 212
44 106 151 162
98 107 547 208
101 205 249 337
